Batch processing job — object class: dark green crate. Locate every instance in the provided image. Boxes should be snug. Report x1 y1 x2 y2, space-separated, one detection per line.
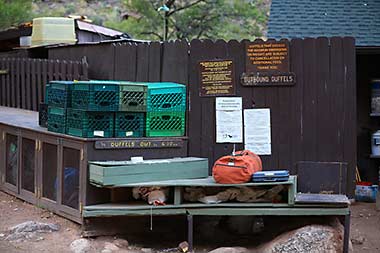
39 102 48 128
115 112 144 138
46 81 74 107
146 111 185 137
47 106 66 134
119 84 147 112
66 109 114 138
120 82 186 112
71 81 120 111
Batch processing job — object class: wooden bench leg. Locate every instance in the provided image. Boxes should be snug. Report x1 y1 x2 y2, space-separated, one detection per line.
187 214 193 252
343 211 351 253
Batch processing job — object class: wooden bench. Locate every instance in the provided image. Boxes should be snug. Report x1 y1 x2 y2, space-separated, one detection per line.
84 176 350 253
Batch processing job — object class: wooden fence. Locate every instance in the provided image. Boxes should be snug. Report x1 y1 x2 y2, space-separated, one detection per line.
47 38 358 195
0 58 88 110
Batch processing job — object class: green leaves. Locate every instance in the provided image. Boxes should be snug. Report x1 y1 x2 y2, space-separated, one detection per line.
0 0 33 30
106 0 268 41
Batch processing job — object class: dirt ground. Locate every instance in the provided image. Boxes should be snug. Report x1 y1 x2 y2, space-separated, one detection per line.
0 190 379 253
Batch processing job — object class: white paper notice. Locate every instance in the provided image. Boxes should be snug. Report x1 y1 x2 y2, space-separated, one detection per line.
216 97 242 111
216 97 243 143
216 110 243 143
244 109 271 155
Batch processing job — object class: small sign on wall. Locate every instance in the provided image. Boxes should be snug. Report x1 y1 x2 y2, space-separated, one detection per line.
241 72 296 87
245 40 290 73
94 139 183 149
199 59 235 96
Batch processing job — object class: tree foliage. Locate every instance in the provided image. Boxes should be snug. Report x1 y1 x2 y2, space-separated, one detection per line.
106 0 268 41
0 0 33 30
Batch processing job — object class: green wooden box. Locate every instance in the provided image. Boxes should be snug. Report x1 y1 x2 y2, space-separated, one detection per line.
89 157 209 187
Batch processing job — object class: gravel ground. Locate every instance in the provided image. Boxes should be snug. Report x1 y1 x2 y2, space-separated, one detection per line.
0 190 379 253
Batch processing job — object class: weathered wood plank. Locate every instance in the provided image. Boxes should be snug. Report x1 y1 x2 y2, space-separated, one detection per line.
5 58 11 107
136 43 149 82
106 176 296 187
342 37 356 197
148 41 162 82
31 59 37 110
25 59 31 109
187 207 349 216
20 58 26 108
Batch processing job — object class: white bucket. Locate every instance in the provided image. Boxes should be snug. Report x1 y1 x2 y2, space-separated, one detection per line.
372 130 380 156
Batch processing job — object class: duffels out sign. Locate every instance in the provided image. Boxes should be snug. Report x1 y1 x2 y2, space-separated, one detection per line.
241 72 296 87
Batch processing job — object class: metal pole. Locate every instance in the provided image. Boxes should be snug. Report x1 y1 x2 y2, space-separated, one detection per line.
187 215 193 252
163 14 167 41
343 211 351 253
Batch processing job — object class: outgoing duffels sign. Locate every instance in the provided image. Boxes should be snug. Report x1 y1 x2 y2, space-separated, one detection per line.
241 72 296 87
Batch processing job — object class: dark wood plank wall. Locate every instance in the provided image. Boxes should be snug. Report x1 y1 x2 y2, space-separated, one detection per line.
0 58 88 110
45 38 356 195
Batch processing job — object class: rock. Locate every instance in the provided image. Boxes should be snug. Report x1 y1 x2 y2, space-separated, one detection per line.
101 250 112 253
256 225 343 253
0 233 5 237
178 241 189 252
36 236 44 241
9 221 60 233
104 242 119 251
351 236 365 245
4 221 58 241
208 247 248 253
113 238 129 248
141 248 153 253
70 238 91 253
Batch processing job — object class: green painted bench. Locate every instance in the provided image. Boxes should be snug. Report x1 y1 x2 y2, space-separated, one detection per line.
83 176 350 253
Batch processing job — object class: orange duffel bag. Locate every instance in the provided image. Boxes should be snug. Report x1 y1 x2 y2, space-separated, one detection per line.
212 150 262 184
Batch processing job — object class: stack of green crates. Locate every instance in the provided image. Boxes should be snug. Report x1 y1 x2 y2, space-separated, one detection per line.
46 81 72 134
119 82 186 137
45 80 186 138
67 80 119 138
145 82 186 137
115 82 147 138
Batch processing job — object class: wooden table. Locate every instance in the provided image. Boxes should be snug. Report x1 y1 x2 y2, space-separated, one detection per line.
84 177 350 253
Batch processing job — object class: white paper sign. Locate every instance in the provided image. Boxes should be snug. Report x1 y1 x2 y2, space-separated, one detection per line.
216 97 243 143
244 109 271 155
216 97 242 111
216 110 243 143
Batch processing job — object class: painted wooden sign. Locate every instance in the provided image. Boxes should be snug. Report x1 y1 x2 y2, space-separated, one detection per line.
241 72 296 87
245 40 290 73
199 59 235 96
94 139 183 149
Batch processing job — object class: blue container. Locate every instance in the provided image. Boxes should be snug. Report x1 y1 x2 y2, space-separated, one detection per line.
355 184 378 202
252 170 289 182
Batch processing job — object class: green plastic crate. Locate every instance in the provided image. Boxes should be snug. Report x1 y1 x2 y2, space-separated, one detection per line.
71 81 120 111
46 81 73 107
119 83 147 112
146 111 185 137
146 83 186 112
115 112 145 138
47 106 66 134
66 109 114 138
119 82 186 112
